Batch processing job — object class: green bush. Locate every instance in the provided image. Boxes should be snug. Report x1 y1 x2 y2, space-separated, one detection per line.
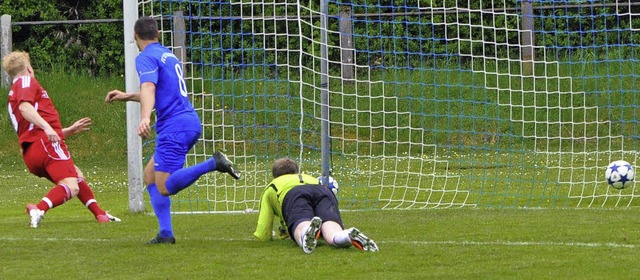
2 0 637 76
1 0 123 75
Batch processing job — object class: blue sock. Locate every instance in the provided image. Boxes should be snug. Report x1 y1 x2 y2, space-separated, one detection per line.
165 158 216 195
147 184 173 238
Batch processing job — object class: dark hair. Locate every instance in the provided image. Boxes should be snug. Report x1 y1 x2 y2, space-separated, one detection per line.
272 158 299 178
134 16 158 40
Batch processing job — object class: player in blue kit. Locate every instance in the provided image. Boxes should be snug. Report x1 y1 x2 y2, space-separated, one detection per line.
106 16 241 244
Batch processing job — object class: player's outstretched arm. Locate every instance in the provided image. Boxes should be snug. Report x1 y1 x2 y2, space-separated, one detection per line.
136 82 156 139
105 90 141 103
62 117 92 138
18 102 60 142
253 188 277 241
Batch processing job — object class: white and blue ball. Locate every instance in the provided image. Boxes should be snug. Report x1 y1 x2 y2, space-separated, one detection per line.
318 176 339 196
605 160 634 190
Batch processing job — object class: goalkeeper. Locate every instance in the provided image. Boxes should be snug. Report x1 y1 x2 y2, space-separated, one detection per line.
253 157 378 253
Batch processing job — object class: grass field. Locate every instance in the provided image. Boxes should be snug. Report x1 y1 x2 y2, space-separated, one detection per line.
2 164 640 279
2 70 640 279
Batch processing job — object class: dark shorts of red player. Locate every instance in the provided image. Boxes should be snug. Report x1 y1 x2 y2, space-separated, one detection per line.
281 184 344 238
22 139 78 183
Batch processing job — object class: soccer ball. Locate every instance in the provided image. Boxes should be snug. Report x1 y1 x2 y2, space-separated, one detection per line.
318 176 339 196
605 160 634 190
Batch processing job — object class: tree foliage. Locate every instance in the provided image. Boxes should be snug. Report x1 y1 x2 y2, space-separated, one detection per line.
1 0 638 76
1 0 123 75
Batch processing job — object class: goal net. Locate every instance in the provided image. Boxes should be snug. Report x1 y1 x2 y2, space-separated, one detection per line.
135 0 640 212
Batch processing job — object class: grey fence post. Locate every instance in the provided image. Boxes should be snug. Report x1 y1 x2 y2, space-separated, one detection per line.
521 0 535 76
1 14 12 87
339 6 354 80
172 11 187 75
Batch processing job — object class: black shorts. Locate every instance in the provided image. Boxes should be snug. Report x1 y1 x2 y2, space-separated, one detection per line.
281 184 344 236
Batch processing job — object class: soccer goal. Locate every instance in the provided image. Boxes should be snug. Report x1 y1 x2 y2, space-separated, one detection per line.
127 0 640 212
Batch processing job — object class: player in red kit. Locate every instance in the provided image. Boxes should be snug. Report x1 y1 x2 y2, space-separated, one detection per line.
2 51 121 228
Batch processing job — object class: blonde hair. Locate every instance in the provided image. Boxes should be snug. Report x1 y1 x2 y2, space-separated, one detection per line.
1 51 30 78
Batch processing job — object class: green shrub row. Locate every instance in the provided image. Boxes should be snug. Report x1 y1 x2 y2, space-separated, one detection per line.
2 0 637 76
1 0 123 75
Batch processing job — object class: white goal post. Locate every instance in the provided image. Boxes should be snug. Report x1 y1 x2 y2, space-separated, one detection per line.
123 0 144 213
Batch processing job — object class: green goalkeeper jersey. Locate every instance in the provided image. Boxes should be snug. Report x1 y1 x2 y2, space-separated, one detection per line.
253 173 319 240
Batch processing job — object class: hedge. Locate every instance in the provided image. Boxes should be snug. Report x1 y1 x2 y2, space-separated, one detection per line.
2 0 637 76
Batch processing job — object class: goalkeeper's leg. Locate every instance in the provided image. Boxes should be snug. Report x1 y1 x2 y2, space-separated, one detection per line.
296 217 322 254
321 222 379 252
320 221 351 247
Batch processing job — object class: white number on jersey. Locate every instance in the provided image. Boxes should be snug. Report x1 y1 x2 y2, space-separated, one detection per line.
175 64 188 97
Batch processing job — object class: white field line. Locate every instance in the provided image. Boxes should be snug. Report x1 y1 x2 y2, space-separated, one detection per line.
0 236 636 249
382 240 637 249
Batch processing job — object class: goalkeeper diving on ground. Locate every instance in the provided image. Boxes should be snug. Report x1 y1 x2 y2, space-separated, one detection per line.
253 157 378 253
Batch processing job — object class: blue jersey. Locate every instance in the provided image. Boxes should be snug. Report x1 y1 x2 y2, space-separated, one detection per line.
136 42 200 134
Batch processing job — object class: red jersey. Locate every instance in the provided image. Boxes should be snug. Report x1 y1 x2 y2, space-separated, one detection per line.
7 76 64 147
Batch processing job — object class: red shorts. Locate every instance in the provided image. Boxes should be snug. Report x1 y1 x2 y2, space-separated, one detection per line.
22 139 77 183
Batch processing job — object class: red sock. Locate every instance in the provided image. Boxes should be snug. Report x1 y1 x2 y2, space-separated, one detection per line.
76 178 106 217
36 184 72 212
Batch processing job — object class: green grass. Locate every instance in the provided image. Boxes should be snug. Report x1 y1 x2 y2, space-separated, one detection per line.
2 67 640 278
2 168 640 279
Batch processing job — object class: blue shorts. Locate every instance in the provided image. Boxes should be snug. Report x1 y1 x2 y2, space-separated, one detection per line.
282 184 344 236
153 130 201 173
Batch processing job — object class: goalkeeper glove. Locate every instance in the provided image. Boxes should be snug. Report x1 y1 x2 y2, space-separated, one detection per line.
277 226 289 240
